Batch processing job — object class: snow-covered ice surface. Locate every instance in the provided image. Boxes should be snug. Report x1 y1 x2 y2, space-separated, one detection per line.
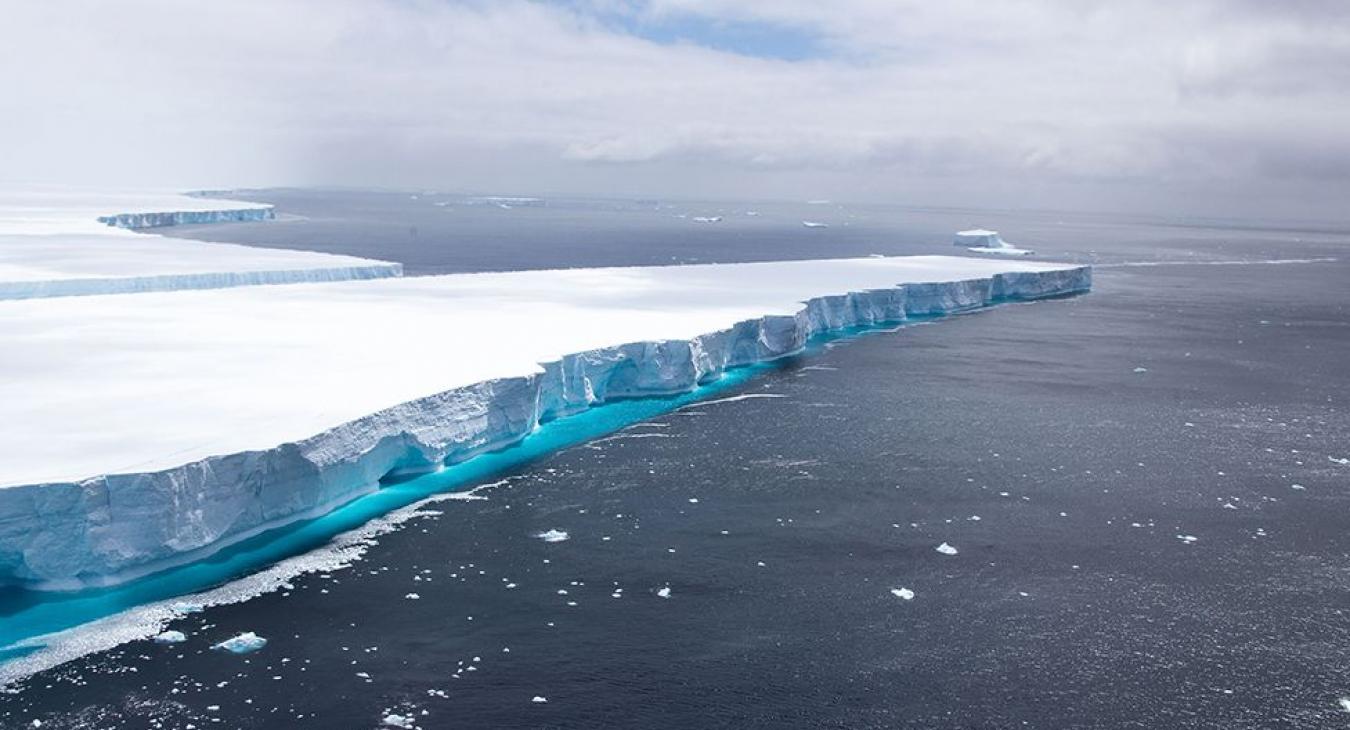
0 254 1088 586
0 187 401 299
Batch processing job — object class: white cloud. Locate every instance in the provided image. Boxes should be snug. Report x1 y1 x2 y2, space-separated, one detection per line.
1 0 1346 217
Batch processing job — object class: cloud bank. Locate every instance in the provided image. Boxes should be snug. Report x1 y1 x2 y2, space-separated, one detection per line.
2 0 1347 218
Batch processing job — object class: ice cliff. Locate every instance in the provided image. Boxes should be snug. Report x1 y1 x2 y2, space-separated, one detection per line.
96 206 276 229
0 190 402 300
0 261 1089 588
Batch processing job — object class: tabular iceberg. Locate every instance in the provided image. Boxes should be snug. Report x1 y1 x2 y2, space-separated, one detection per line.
0 255 1089 588
954 229 1034 256
0 188 402 299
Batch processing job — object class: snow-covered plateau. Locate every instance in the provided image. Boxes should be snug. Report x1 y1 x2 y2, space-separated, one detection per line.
0 188 402 299
0 252 1089 588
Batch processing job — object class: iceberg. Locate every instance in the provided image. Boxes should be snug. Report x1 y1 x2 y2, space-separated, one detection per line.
0 188 402 300
0 252 1088 588
151 630 187 644
954 229 1034 256
211 632 267 654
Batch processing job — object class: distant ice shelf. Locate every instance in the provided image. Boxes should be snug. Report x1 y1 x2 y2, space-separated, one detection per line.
0 255 1089 588
0 187 402 299
955 229 1034 256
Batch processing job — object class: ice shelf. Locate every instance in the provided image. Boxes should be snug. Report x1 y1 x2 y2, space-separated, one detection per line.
0 188 402 299
0 255 1089 587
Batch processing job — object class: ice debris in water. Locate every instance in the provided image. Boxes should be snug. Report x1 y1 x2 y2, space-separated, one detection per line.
1177 534 1199 544
891 588 915 600
405 593 421 600
1339 698 1350 713
935 542 959 556
1133 367 1149 373
382 714 416 728
657 586 672 599
532 696 548 703
536 529 570 543
152 630 187 645
212 632 267 655
1330 456 1349 465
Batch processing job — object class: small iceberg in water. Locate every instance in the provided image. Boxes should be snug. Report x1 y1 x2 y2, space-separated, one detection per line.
212 632 267 654
801 220 829 228
955 229 1034 256
535 529 570 543
152 630 187 645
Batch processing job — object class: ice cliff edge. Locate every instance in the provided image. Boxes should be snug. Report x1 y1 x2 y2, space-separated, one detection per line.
0 258 1090 588
0 188 403 299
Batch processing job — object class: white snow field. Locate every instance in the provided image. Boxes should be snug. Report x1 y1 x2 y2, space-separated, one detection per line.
0 254 1089 587
0 188 401 299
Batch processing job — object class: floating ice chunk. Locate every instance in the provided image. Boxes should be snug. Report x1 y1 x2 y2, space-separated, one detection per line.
532 696 548 704
1291 484 1306 490
801 221 829 228
955 229 1034 256
212 632 267 654
152 630 187 645
657 586 672 599
1176 534 1198 544
1339 697 1350 713
1133 367 1149 373
405 593 420 600
890 588 915 600
935 542 959 556
536 529 570 543
688 498 700 504
692 216 722 223
1330 456 1349 465
382 714 415 728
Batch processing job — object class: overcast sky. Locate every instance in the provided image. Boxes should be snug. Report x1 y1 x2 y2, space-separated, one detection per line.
3 1 1348 219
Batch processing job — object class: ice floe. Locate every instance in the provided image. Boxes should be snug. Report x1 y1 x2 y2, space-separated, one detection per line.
151 630 186 645
212 632 267 655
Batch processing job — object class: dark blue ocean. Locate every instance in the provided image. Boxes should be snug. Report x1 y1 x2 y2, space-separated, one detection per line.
4 191 1349 729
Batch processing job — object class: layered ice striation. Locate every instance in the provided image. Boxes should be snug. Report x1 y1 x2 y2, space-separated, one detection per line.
96 206 275 229
0 187 402 299
0 256 1089 588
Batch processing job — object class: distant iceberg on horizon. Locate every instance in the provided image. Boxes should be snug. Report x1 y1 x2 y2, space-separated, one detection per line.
954 229 1034 256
